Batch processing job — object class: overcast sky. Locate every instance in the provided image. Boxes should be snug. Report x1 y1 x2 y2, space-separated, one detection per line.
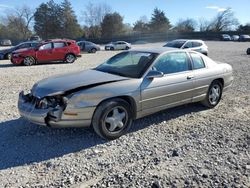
0 0 249 25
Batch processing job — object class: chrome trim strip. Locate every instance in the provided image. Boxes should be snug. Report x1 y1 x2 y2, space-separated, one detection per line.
140 85 208 103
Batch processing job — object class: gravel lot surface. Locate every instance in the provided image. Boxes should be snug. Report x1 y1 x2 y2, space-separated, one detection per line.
0 42 249 187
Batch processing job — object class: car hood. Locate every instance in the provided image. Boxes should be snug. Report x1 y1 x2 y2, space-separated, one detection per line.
31 69 129 98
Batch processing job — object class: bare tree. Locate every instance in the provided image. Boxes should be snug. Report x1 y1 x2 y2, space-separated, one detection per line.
210 8 239 31
15 6 34 39
198 18 212 31
2 5 34 40
175 18 197 32
82 2 112 38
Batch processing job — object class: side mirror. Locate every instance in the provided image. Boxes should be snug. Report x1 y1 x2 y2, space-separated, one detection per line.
146 70 164 79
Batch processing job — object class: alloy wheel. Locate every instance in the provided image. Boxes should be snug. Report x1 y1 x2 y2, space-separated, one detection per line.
104 106 128 133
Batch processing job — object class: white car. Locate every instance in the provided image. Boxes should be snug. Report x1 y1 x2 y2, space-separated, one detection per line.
164 39 208 55
105 41 131 50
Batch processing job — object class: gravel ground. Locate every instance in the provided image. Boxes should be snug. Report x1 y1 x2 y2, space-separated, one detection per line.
0 42 249 187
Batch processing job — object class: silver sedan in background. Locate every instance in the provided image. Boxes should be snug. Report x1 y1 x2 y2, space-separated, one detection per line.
18 48 233 140
105 41 131 50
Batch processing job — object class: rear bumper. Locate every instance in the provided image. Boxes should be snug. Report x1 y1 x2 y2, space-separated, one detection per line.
18 91 94 128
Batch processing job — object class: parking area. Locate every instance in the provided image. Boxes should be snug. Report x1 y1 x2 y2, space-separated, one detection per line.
0 41 249 187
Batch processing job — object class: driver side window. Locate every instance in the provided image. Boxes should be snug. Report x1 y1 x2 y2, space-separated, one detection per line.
39 43 52 50
153 52 190 74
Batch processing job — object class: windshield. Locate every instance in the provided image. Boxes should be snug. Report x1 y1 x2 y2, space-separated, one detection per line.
95 51 158 78
164 41 186 48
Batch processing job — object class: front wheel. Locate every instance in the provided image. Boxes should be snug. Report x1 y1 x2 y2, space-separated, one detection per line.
247 48 250 55
201 80 223 108
23 56 35 66
65 54 76 63
92 99 133 140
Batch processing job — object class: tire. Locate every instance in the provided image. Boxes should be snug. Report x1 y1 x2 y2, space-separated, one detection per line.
92 99 133 140
65 54 76 63
91 48 97 53
201 80 223 108
110 47 114 51
125 46 129 50
5 53 11 60
23 56 35 66
247 48 250 55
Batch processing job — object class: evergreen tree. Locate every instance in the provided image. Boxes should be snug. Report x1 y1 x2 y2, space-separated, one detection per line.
61 0 82 39
149 8 171 33
101 12 124 38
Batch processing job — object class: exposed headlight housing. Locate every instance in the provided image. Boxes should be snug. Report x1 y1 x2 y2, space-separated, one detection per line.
38 98 49 109
36 96 67 109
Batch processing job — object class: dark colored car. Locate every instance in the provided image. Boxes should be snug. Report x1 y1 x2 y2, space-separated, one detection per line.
0 39 12 46
221 34 231 41
77 41 101 53
247 48 250 55
11 39 81 66
239 35 250 42
29 35 42 41
0 41 39 60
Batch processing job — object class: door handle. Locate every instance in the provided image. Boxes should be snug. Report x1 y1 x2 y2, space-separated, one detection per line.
187 75 194 80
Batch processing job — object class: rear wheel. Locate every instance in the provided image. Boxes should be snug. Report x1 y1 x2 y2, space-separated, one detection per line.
247 48 250 55
65 54 76 63
91 48 97 53
5 53 11 60
23 56 35 66
92 99 133 140
201 80 223 108
110 47 114 51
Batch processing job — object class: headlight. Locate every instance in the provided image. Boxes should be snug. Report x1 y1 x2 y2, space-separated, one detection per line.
38 98 49 109
36 96 67 109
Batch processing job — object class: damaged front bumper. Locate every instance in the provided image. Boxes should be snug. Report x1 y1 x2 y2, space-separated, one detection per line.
18 91 94 128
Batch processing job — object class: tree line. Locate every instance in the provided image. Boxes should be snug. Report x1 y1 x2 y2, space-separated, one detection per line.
0 0 249 42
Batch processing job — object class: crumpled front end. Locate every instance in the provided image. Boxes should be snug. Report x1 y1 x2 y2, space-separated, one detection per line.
18 91 94 128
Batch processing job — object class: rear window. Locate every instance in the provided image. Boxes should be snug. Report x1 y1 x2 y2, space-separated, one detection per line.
192 42 202 47
190 52 205 69
164 41 186 48
54 42 66 48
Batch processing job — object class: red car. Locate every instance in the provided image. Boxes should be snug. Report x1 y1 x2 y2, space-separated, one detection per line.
11 39 81 66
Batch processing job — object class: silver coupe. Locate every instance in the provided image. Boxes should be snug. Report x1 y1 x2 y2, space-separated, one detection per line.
18 48 233 139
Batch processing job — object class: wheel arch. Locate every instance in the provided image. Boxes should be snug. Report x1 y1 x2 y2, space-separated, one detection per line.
212 78 224 88
94 96 137 120
65 52 76 58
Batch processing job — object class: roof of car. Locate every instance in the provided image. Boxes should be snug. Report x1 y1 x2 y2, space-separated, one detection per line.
129 47 180 54
43 39 75 43
171 39 204 42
